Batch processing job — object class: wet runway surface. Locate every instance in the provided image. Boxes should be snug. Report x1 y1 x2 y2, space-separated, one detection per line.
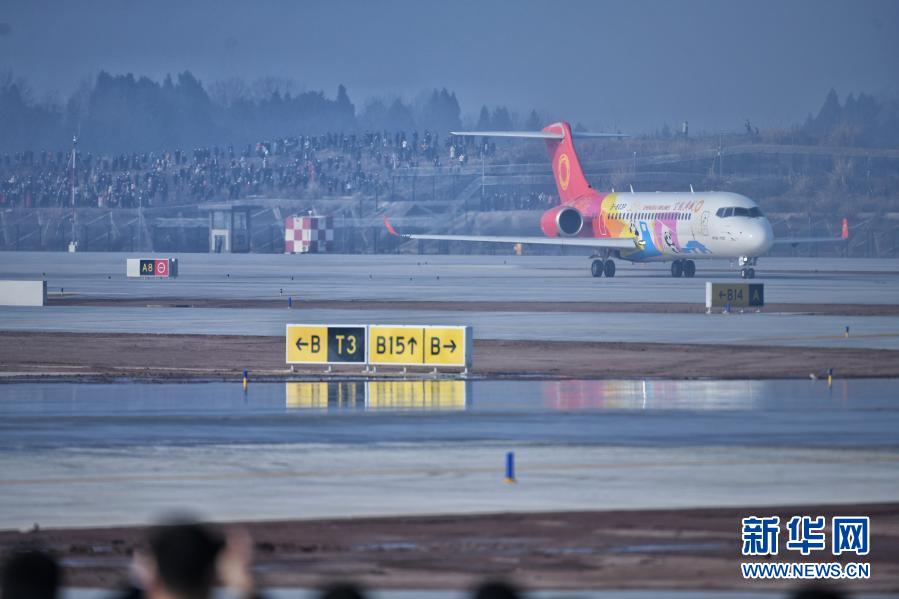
4 253 898 349
3 252 898 304
1 379 897 528
2 379 898 450
3 306 898 349
2 252 898 529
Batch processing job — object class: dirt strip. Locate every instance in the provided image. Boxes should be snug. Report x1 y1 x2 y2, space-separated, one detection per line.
2 504 896 591
46 297 899 316
2 332 899 380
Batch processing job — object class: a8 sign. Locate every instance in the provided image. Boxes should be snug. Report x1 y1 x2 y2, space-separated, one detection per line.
139 259 170 277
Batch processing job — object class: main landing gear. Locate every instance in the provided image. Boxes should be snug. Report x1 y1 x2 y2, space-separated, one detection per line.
670 259 696 278
738 256 757 279
590 259 616 278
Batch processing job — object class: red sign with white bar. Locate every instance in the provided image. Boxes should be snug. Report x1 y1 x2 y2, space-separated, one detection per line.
127 258 179 278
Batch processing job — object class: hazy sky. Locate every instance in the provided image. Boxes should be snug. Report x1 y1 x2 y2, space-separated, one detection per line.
2 0 897 132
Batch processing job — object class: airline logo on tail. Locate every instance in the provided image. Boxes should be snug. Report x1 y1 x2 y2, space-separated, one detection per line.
543 122 598 205
558 153 571 191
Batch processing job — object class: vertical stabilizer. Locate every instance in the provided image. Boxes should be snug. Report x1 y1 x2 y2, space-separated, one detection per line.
542 122 595 205
450 122 617 206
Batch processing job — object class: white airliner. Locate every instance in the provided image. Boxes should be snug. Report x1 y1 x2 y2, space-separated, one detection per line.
385 121 847 279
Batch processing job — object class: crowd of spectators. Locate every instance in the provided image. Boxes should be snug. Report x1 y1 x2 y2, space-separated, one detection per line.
0 520 525 599
0 130 498 211
483 190 553 211
0 520 853 599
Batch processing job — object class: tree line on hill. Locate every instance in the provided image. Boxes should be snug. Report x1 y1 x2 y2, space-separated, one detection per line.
0 70 540 154
801 88 899 148
1 69 897 154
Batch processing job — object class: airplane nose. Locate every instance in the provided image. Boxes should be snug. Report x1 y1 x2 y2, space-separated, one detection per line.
749 220 775 254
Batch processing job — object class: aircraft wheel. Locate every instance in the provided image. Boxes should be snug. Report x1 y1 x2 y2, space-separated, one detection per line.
671 260 683 278
603 259 616 278
591 259 604 278
747 267 755 279
683 260 696 278
741 268 756 279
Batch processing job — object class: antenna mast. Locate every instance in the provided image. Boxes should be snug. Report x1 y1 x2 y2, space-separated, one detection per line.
69 135 78 252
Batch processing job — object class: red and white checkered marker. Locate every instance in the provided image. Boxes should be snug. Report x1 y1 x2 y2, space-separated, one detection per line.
285 216 334 254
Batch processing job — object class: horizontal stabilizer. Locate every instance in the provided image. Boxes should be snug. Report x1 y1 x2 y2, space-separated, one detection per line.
571 131 628 139
450 130 564 139
450 130 626 139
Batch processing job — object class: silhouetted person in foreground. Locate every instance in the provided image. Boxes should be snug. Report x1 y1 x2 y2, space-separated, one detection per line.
120 520 260 599
1 549 61 599
473 580 521 599
319 582 366 599
790 587 847 599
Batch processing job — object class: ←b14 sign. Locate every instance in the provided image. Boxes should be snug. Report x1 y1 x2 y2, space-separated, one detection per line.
705 282 764 309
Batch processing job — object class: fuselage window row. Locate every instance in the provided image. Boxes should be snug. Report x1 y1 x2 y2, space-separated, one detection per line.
610 212 692 221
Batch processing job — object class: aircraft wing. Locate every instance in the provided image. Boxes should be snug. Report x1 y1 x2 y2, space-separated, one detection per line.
773 218 849 246
384 217 637 250
772 236 848 245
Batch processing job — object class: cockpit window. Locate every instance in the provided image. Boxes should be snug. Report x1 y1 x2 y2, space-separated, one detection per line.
717 206 764 218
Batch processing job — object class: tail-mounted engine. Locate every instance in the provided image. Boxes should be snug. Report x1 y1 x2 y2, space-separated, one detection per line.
540 206 584 237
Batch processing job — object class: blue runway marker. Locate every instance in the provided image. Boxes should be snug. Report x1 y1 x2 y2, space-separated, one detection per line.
505 451 516 484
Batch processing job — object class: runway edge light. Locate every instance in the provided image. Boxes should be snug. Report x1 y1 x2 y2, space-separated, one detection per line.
505 451 516 484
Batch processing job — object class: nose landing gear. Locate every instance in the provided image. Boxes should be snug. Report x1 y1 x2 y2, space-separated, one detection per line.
738 256 758 279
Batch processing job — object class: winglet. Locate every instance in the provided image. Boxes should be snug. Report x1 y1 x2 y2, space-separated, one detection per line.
384 215 400 237
841 218 849 240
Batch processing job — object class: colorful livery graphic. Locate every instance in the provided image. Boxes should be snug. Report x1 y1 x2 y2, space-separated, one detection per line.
386 121 847 279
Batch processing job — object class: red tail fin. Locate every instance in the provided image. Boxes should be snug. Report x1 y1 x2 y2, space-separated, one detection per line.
543 122 595 205
384 215 399 237
841 218 849 239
